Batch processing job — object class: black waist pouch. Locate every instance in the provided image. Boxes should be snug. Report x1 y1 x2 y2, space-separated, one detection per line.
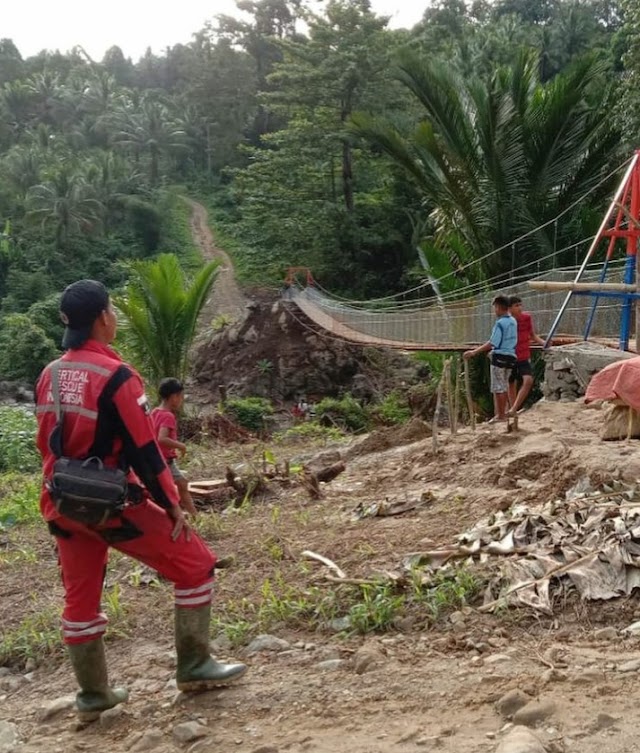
49 457 128 526
491 352 516 369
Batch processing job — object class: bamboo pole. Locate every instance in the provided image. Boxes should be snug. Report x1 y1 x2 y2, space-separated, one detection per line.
444 358 454 437
452 357 461 435
432 358 449 452
463 359 476 432
529 281 638 293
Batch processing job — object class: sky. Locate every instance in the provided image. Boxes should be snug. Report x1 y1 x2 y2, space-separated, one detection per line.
4 0 425 62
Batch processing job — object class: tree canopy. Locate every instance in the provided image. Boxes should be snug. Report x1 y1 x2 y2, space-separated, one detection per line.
0 0 635 379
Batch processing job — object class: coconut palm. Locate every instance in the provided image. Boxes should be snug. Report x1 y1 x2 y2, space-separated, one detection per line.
351 51 618 278
115 253 219 383
26 167 104 248
113 96 188 185
1 146 43 200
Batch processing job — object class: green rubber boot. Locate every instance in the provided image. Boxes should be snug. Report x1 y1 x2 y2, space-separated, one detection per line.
67 639 129 720
175 605 247 692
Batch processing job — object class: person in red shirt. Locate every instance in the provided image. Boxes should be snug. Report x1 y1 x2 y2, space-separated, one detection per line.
35 280 246 721
151 378 197 516
508 296 546 415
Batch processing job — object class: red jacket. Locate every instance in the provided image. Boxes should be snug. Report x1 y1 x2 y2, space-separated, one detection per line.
35 339 179 521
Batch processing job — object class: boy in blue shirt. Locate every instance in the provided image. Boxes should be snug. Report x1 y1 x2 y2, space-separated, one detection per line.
463 295 517 421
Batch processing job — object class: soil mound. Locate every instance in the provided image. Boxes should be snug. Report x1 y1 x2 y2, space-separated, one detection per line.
344 417 432 459
192 292 428 403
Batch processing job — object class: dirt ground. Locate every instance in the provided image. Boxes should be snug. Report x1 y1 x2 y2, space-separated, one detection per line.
5 400 640 753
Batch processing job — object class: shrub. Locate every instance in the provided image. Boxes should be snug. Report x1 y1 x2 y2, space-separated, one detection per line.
0 314 58 383
274 421 344 443
226 397 273 432
0 473 41 528
370 390 411 426
0 407 40 473
315 394 369 432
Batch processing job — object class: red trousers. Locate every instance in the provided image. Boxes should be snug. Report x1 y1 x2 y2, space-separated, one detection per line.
49 500 217 644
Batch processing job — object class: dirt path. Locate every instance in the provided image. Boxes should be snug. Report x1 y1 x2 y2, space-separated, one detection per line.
185 198 247 322
5 403 640 753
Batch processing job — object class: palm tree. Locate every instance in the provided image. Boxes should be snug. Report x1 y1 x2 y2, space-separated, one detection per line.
26 167 104 248
115 253 219 384
351 51 618 278
114 96 188 185
1 146 43 201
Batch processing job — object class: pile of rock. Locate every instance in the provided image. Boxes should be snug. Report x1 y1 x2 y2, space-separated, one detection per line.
542 342 635 401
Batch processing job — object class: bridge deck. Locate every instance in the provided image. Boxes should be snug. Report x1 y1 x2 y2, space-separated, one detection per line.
291 290 624 351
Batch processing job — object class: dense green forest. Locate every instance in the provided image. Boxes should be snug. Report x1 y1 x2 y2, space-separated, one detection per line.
0 0 638 381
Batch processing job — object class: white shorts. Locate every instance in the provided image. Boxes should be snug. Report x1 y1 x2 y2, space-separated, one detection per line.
490 365 510 394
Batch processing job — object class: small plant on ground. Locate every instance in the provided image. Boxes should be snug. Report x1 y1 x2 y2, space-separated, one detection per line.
315 394 370 433
0 407 41 473
226 397 273 432
0 606 62 666
211 313 233 332
0 474 41 529
348 582 405 633
370 390 411 426
274 421 345 444
256 358 273 375
409 566 481 620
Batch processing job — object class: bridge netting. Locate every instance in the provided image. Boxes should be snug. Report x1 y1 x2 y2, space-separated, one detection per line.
286 262 628 350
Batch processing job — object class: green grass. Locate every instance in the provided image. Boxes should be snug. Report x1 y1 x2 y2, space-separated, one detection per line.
0 606 62 666
209 564 483 648
274 421 345 444
0 406 40 474
0 473 41 529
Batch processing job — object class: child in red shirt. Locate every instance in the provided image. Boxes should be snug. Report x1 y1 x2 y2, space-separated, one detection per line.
151 378 197 516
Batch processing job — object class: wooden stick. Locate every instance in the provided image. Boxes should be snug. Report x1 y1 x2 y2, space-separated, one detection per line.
432 358 448 451
463 359 476 432
444 358 454 437
529 281 637 293
452 357 461 435
302 550 347 579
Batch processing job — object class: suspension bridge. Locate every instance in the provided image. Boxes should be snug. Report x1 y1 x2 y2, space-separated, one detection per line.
285 153 640 353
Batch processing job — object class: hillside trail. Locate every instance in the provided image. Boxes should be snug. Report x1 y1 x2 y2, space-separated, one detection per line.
5 401 640 752
184 198 247 324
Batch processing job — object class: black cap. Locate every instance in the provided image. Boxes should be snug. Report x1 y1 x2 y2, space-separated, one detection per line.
60 280 110 350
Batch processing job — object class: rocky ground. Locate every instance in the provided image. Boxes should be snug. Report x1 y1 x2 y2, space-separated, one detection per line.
4 400 640 753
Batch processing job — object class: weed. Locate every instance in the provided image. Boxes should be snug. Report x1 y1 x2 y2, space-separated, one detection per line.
270 505 281 525
0 606 62 666
211 313 233 332
193 511 227 538
274 422 345 444
354 542 376 557
0 474 41 529
0 407 40 474
409 566 481 620
210 572 341 646
226 397 273 432
348 583 405 634
315 395 370 433
370 390 411 426
103 583 134 639
256 358 274 375
210 615 253 648
262 536 285 562
293 509 311 526
0 546 38 566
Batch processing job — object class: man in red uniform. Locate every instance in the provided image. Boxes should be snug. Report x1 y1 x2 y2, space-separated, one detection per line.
35 280 246 720
507 296 545 415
